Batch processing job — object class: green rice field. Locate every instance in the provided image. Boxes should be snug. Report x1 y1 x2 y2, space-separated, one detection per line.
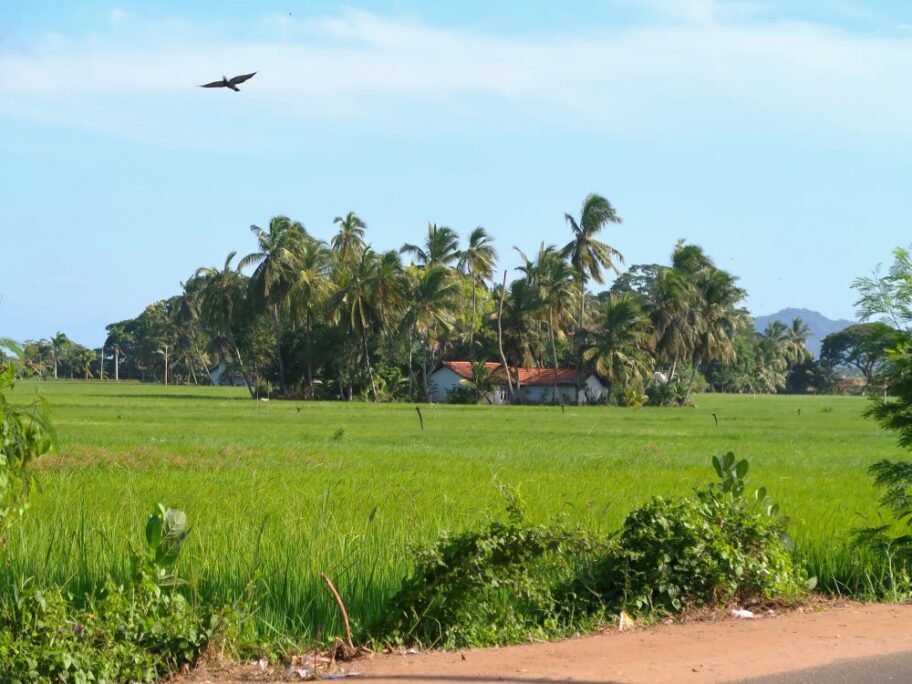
7 381 905 643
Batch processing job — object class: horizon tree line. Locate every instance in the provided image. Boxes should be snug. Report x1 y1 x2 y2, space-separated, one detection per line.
8 193 851 403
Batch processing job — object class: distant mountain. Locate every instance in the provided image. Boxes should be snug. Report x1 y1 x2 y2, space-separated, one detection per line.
753 308 855 358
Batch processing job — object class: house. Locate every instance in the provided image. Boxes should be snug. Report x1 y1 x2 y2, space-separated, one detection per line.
427 361 608 405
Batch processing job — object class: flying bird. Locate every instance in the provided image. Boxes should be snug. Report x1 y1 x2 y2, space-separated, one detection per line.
199 72 257 92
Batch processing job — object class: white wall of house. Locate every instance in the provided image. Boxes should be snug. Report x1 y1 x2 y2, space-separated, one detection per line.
428 367 608 405
584 374 608 402
520 384 576 404
427 367 463 403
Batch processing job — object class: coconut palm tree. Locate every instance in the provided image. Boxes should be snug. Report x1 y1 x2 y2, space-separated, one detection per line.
457 227 498 351
583 294 653 394
289 236 335 397
50 331 70 380
682 262 748 404
787 317 812 365
562 194 624 398
647 267 694 380
516 243 576 402
331 211 366 267
104 322 131 381
195 252 255 397
562 194 624 332
240 216 308 396
459 361 503 404
327 248 383 401
401 265 460 400
401 223 461 269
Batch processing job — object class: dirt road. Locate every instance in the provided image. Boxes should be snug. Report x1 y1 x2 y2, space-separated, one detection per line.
354 603 912 683
190 603 912 683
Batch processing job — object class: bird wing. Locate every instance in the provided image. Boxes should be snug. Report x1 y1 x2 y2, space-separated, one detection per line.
199 80 226 88
228 72 257 85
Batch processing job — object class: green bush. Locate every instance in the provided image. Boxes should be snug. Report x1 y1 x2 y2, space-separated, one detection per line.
583 453 810 616
0 504 220 683
0 576 214 683
0 341 53 543
376 489 607 648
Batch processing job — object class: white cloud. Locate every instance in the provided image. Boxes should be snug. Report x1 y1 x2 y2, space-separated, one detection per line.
2 9 912 150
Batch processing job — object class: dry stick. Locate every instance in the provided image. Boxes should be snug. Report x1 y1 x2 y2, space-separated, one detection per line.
320 572 354 651
415 406 424 430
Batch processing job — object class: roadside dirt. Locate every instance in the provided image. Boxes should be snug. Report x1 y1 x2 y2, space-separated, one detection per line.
184 602 912 683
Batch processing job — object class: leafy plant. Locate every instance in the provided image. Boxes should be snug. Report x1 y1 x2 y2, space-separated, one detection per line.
622 386 647 407
0 504 215 683
377 487 607 648
133 503 191 588
0 340 54 546
580 454 809 616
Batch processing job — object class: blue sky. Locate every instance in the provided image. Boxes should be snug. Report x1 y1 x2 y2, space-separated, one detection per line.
2 1 911 346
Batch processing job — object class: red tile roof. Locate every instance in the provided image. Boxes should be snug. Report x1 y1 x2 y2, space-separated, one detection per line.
440 361 578 386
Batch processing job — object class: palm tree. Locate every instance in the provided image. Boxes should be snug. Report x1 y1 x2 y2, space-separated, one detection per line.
459 361 503 404
331 211 366 267
583 294 653 394
401 223 461 269
104 323 131 381
195 252 255 397
647 267 694 380
240 216 308 396
372 250 407 337
786 317 812 365
562 194 624 398
401 265 460 400
50 332 70 380
682 260 748 404
457 227 498 351
517 243 576 402
327 249 383 401
289 236 335 397
562 194 624 331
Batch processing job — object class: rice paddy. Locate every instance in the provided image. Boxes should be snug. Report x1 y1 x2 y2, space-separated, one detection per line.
7 381 903 643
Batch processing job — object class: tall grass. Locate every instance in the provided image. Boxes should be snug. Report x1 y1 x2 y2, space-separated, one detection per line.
6 382 904 643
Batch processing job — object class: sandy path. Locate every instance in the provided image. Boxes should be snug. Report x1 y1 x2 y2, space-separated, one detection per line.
350 603 912 683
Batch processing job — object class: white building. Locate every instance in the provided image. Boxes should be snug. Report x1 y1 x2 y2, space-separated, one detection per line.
427 361 607 405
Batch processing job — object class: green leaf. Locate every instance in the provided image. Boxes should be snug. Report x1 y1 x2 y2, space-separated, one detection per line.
735 459 749 479
712 455 723 479
145 508 163 551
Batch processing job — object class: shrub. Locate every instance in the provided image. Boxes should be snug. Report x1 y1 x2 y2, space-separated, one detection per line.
0 504 218 683
376 489 608 648
582 453 810 616
646 379 688 407
0 341 53 543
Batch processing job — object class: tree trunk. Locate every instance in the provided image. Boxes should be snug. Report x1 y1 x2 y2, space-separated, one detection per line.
549 304 559 405
496 270 514 402
422 335 430 402
54 356 58 380
683 358 700 406
228 332 256 398
271 303 288 396
575 277 585 405
470 275 477 355
362 331 379 402
114 347 119 381
407 328 415 401
192 343 213 384
669 355 678 382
